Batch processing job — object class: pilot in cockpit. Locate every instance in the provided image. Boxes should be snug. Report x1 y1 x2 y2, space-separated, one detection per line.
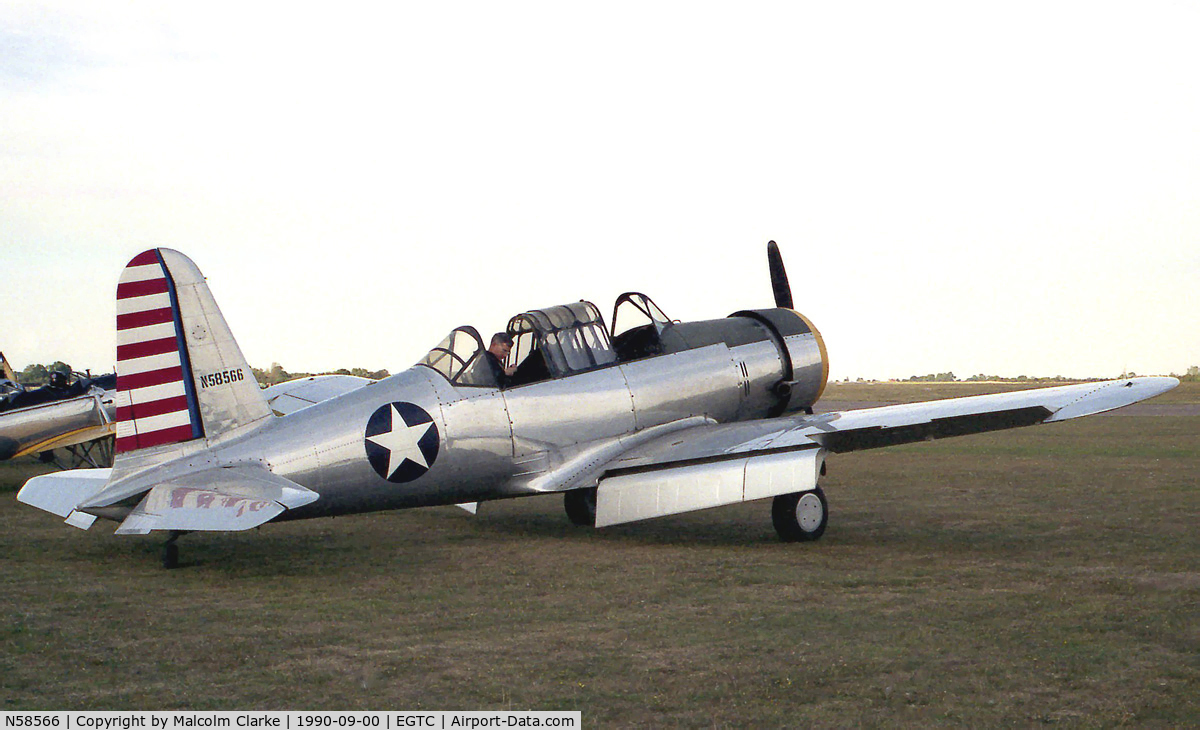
484 332 517 387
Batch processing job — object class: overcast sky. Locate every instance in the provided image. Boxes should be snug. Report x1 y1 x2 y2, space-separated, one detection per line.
2 2 1197 382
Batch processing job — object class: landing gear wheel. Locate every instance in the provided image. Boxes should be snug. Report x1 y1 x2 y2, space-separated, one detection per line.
564 487 598 527
772 487 828 542
162 532 182 569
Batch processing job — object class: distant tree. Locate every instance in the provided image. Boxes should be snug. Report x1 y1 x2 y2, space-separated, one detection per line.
251 363 297 386
20 363 49 386
268 363 290 384
252 363 390 386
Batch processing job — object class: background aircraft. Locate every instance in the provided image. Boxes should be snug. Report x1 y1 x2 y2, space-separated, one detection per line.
18 245 1177 567
0 353 116 469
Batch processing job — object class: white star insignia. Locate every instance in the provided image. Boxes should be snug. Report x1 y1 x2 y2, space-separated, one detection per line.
366 404 434 479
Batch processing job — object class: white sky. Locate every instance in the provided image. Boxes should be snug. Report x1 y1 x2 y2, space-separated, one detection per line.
2 2 1197 382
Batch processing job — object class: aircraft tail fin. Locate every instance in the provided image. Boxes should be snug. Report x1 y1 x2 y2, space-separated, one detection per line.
114 249 270 459
0 350 16 382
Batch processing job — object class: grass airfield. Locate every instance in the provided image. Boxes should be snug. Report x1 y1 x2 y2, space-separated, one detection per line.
2 382 1197 726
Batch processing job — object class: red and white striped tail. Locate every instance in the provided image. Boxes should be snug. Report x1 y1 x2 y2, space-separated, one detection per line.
114 250 204 453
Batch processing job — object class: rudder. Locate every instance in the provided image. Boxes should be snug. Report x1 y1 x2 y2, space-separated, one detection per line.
115 249 270 456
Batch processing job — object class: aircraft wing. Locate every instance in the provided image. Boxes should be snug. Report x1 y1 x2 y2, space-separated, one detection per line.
593 376 1178 527
262 374 372 416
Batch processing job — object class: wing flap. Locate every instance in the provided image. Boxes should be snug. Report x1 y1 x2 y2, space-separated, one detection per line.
596 448 822 527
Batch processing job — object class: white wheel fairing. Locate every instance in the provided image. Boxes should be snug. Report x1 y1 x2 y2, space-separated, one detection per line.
795 492 824 532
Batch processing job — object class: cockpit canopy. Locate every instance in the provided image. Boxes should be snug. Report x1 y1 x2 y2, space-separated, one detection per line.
417 326 493 387
507 301 616 383
417 295 671 389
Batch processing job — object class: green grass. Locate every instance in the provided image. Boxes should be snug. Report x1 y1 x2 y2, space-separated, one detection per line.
2 401 1198 726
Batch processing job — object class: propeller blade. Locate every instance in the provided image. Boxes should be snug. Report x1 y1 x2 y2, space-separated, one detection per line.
767 240 793 309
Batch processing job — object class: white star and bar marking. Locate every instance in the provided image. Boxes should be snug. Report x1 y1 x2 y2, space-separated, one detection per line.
366 404 434 480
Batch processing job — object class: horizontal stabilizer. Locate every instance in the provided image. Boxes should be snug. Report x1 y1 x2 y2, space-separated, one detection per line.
98 463 318 534
596 448 823 527
154 463 320 509
115 485 284 534
79 465 319 533
17 469 113 526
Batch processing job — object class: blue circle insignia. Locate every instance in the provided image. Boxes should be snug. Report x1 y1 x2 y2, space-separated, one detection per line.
364 402 439 483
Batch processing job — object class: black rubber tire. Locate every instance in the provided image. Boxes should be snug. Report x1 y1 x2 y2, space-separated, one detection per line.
162 542 180 570
564 487 598 527
771 487 828 542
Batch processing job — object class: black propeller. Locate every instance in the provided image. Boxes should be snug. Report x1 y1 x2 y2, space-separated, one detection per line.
767 240 793 309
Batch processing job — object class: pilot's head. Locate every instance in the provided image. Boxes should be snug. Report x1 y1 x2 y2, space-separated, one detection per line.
489 332 514 360
48 371 68 388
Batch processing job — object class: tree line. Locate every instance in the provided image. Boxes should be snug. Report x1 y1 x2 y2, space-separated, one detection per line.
7 361 392 387
14 362 78 385
897 366 1200 383
251 363 391 386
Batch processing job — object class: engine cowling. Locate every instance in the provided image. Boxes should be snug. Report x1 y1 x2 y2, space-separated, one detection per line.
731 309 829 415
655 308 829 419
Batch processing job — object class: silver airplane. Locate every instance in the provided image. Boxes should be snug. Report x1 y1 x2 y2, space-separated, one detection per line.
18 245 1178 568
0 354 116 469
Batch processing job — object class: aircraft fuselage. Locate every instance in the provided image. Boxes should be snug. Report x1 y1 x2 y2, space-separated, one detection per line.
207 310 825 519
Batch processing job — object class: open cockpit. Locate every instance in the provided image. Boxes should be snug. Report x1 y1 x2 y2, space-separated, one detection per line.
417 294 674 389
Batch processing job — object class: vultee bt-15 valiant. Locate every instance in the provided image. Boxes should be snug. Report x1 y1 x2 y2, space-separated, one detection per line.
18 243 1178 567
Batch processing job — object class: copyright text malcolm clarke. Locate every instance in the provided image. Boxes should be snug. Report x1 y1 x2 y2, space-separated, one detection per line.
1 713 579 730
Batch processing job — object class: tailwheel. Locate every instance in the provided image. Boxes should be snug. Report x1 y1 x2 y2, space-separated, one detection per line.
772 487 828 542
564 487 598 527
162 531 183 569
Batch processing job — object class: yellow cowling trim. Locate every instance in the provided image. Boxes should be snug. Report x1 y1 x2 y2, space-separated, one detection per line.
787 309 829 403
